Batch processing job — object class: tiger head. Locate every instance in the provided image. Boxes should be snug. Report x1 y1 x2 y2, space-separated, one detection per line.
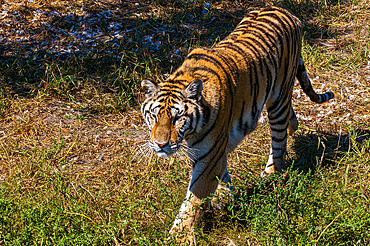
141 79 203 157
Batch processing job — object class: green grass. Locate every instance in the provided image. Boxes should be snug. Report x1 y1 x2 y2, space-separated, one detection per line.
1 0 370 245
227 167 370 245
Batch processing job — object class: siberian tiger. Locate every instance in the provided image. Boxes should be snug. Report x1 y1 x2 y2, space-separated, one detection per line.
140 6 334 243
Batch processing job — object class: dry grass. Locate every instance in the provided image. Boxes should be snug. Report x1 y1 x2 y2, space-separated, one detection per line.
1 0 370 245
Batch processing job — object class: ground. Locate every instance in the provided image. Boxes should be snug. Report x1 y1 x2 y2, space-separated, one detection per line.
0 0 369 245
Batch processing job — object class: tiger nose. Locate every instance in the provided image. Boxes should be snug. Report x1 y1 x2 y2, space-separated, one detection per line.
155 141 169 148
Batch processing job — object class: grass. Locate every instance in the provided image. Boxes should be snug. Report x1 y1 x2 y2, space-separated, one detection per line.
1 0 370 245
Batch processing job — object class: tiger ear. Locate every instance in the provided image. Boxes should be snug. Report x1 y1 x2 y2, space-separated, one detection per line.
183 79 203 100
141 79 159 98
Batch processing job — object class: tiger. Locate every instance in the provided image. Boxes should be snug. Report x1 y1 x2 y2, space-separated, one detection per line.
140 5 334 243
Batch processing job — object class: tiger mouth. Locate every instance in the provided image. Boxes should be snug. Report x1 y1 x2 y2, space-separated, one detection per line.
151 143 180 158
156 150 174 158
155 148 178 157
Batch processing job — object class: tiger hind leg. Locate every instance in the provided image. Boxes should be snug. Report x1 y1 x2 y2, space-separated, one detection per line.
261 100 293 177
288 105 298 136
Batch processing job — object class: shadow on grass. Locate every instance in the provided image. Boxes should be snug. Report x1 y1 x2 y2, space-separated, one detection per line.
200 127 369 244
0 0 351 105
229 127 370 201
0 0 249 100
289 128 370 172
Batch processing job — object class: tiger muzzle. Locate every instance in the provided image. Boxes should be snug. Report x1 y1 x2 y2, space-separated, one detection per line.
150 115 180 157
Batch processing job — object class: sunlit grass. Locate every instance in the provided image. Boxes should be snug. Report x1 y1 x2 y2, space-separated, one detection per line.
0 0 369 245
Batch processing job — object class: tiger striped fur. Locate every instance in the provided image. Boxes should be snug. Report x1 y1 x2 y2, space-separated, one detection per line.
140 6 334 243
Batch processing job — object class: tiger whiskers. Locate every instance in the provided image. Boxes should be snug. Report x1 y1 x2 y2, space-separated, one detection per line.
176 147 188 160
131 139 200 167
179 143 199 164
132 140 155 164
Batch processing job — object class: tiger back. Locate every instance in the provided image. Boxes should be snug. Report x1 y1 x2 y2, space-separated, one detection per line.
140 6 334 244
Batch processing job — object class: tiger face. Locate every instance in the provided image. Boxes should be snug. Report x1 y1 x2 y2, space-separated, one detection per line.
140 79 203 157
